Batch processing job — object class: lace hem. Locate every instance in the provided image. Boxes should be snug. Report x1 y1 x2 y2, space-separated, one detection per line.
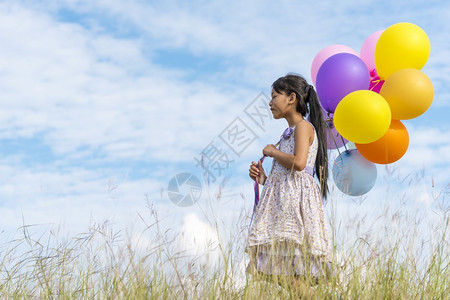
246 242 331 278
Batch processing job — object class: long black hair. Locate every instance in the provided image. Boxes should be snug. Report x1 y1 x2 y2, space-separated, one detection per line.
272 74 329 200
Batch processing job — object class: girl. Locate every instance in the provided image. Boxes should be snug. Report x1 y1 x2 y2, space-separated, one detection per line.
246 74 331 290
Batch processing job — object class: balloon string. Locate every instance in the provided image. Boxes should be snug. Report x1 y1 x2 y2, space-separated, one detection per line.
340 134 348 152
325 116 341 157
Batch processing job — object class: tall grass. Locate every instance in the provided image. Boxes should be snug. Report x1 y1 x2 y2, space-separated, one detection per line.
0 183 448 299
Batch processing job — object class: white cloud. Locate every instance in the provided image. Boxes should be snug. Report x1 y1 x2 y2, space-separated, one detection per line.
176 213 221 267
396 125 450 185
0 1 254 166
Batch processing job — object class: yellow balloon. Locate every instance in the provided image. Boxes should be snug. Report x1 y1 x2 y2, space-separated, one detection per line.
380 68 434 120
334 90 391 144
375 22 430 80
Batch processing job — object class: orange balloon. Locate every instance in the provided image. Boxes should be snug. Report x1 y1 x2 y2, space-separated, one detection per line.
355 120 409 164
380 68 434 120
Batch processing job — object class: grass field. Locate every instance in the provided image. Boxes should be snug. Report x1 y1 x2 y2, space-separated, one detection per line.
0 184 448 299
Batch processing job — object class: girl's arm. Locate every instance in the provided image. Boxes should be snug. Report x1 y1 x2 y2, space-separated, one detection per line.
263 122 312 171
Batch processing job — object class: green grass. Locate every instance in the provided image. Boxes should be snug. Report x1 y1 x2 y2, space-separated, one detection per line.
0 188 448 299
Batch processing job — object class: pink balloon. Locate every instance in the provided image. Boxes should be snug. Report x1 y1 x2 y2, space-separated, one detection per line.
311 45 358 86
360 30 384 75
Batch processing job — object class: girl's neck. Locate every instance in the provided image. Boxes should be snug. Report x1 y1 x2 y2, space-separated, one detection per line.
285 112 305 128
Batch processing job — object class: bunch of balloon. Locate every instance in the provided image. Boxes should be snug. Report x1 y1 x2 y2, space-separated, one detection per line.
310 22 433 196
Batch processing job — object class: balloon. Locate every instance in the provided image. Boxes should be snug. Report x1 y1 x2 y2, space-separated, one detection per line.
380 68 434 120
334 90 391 144
332 149 377 196
360 30 384 74
321 108 348 149
356 120 409 164
311 45 358 86
346 141 356 149
325 119 349 149
316 53 370 113
375 22 430 80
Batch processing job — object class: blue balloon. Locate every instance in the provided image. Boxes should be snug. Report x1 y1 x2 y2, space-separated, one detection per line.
332 149 377 196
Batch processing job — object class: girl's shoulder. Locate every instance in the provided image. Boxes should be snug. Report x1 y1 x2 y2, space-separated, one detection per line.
293 119 315 134
293 119 315 145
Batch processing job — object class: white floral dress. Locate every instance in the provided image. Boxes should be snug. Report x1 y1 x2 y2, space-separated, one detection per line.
246 121 331 277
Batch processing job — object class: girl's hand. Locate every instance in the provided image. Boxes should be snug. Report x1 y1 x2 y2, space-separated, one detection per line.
263 144 277 157
249 161 266 184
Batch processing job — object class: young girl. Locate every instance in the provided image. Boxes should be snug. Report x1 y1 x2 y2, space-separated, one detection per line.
246 74 331 289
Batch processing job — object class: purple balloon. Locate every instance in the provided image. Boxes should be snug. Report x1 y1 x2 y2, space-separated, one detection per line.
316 53 370 113
325 120 349 149
321 108 348 149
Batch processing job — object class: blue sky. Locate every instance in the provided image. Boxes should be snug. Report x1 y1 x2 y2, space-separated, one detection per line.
0 0 448 266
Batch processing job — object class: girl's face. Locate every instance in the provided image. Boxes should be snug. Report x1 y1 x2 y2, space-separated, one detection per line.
269 89 294 119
